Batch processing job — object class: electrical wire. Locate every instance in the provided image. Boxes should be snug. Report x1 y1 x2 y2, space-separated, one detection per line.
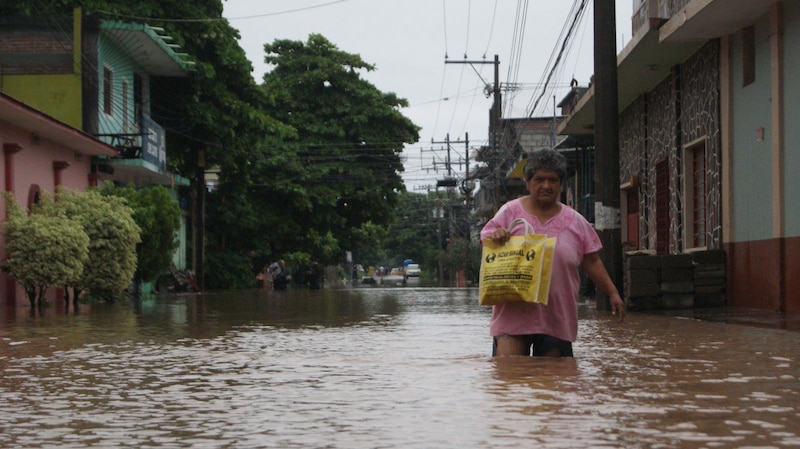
95 0 351 23
482 0 499 58
525 0 589 118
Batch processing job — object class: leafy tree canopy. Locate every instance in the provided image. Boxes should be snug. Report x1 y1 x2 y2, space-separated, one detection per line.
382 191 444 270
2 192 90 307
46 187 141 297
251 34 420 261
98 183 179 282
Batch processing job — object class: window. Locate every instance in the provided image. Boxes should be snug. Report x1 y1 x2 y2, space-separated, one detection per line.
683 139 707 250
103 66 114 116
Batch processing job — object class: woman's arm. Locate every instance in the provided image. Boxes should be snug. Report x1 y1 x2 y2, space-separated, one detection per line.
581 252 626 322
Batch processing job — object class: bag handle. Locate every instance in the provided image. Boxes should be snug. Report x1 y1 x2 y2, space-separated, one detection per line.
507 218 536 235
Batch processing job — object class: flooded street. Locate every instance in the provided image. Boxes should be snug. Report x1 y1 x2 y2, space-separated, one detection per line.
1 287 799 448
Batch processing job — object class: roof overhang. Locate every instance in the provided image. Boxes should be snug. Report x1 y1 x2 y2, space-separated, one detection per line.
559 26 704 136
101 21 192 77
660 0 774 43
0 92 118 156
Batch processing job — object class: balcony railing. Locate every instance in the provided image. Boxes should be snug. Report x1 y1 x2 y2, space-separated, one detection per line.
632 0 692 35
96 114 167 171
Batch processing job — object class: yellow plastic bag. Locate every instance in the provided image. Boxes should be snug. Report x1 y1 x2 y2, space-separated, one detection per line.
537 237 556 303
479 219 556 306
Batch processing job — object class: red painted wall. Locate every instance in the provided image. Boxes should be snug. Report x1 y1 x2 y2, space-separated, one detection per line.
725 236 800 313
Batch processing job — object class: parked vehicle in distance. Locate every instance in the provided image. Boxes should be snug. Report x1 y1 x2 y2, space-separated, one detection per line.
404 264 421 279
361 276 376 285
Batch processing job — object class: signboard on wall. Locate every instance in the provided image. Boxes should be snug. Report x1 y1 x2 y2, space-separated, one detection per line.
141 114 167 171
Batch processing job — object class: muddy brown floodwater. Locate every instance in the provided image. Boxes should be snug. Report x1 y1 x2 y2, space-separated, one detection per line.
1 287 799 448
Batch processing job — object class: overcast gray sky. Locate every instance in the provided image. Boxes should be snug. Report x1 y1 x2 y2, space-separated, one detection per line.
222 0 634 191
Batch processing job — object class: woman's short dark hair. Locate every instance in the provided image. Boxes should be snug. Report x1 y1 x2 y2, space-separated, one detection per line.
524 149 567 181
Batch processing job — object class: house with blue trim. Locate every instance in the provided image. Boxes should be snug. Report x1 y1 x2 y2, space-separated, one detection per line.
0 7 195 289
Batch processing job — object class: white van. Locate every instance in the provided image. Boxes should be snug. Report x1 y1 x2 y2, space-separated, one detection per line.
404 264 421 279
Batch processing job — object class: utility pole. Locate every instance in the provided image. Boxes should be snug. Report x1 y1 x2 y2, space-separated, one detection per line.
431 133 453 178
191 150 206 292
593 0 622 311
446 55 501 211
431 133 469 287
431 133 471 184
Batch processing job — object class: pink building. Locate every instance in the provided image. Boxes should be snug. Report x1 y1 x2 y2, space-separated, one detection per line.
0 91 118 308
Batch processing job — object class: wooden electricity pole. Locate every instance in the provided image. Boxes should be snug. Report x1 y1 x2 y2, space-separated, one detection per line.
593 0 622 311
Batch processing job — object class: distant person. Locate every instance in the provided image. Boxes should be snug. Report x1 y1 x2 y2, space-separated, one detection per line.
308 259 323 290
268 261 280 282
256 267 267 288
480 149 625 357
272 260 291 291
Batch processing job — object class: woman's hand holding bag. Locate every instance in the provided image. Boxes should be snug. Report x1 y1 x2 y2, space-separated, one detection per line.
479 219 556 306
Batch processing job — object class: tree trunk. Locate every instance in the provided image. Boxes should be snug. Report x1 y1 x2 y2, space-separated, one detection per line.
71 287 81 311
26 288 36 309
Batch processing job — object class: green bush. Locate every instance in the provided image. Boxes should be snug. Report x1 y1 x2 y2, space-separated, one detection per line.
98 183 181 282
2 192 89 308
48 187 141 300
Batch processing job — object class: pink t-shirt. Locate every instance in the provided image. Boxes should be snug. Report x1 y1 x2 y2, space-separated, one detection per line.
479 198 602 342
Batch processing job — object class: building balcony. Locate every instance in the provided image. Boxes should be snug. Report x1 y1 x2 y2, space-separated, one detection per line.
94 114 186 186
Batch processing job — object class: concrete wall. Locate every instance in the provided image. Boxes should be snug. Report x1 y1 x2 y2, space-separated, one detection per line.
724 4 800 312
1 75 83 129
0 17 83 128
729 12 773 242
784 1 800 236
0 118 96 306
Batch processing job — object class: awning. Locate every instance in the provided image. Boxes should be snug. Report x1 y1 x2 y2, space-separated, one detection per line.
101 21 193 77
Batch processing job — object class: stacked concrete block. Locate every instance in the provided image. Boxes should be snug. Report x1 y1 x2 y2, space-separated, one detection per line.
624 253 661 311
691 250 726 307
660 254 695 309
623 250 727 311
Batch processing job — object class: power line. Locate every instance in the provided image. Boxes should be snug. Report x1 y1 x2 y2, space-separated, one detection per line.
95 1 351 23
526 0 589 117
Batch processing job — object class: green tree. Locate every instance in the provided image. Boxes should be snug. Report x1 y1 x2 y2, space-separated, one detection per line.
46 187 141 301
99 183 180 282
2 192 89 308
438 237 482 285
350 221 389 269
383 191 444 277
253 34 420 262
204 34 420 283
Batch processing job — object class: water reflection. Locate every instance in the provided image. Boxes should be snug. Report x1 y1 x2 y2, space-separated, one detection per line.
1 288 799 448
